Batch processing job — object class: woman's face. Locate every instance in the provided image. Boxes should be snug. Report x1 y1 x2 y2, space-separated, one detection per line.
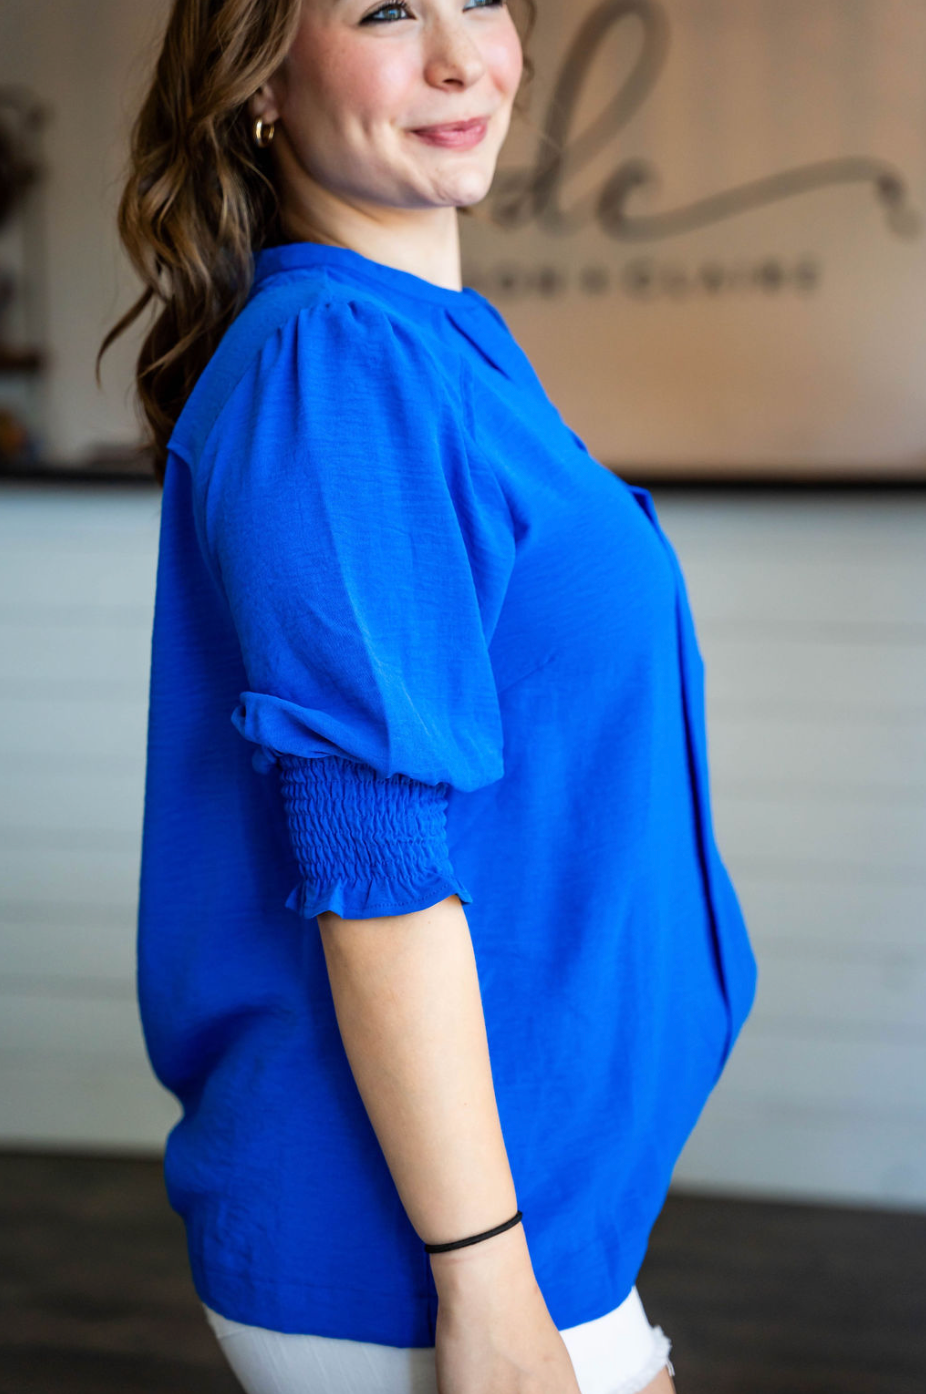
259 0 524 214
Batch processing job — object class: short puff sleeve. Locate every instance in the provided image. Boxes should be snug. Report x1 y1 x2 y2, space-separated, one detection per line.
196 295 514 920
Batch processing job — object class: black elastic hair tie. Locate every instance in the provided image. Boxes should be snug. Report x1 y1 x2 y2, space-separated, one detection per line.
423 1209 523 1254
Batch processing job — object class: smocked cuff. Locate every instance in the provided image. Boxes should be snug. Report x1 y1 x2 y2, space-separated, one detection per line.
277 753 473 921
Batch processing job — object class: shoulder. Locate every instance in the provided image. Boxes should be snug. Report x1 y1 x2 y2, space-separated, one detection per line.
170 276 515 615
169 274 465 468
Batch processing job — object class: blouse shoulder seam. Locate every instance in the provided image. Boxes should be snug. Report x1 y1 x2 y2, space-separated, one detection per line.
193 281 456 467
198 288 396 467
173 272 343 466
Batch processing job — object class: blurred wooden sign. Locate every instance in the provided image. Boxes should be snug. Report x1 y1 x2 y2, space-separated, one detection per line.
462 0 926 481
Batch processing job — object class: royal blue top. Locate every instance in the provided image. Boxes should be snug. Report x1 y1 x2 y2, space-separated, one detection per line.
137 239 758 1346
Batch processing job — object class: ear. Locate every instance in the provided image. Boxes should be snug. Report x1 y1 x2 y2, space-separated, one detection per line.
247 81 282 127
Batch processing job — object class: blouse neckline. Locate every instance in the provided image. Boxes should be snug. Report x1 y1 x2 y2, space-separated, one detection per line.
252 240 486 312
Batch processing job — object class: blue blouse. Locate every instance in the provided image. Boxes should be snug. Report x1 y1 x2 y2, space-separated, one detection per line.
137 239 758 1345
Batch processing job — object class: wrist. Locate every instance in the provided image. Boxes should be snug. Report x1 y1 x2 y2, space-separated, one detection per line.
429 1216 535 1300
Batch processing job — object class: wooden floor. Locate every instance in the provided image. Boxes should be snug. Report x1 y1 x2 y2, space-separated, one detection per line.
1 1151 923 1393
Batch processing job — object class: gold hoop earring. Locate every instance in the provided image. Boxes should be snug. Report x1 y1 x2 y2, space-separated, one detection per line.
253 117 276 149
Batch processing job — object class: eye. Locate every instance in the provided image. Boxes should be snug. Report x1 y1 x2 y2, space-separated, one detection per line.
361 0 506 22
361 2 413 22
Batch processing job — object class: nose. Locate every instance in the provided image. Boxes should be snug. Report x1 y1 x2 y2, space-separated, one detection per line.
423 16 487 90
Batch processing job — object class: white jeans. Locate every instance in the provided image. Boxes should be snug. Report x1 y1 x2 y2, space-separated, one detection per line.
202 1283 674 1394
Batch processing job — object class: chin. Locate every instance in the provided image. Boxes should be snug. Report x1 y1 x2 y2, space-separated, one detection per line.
440 165 496 209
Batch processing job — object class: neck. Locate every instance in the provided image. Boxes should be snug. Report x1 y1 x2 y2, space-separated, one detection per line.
277 175 465 294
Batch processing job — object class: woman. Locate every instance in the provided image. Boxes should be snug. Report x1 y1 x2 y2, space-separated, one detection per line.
100 1 758 1391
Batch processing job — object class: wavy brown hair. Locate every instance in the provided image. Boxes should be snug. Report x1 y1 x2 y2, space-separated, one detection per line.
97 0 539 486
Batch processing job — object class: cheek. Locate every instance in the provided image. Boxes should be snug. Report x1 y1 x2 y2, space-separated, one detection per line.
289 30 418 136
485 27 524 99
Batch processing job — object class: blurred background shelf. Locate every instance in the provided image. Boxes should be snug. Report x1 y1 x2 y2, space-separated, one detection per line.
0 345 44 373
0 446 157 483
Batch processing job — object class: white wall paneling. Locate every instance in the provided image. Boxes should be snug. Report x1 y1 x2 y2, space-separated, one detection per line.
1 482 924 1215
658 487 926 1210
0 484 175 1150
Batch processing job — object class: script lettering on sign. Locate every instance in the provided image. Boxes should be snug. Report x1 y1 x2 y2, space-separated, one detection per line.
490 0 921 243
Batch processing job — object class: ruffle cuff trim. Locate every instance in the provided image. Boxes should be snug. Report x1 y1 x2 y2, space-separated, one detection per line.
285 872 474 922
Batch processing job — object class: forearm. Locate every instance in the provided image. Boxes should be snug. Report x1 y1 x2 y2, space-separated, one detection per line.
316 893 528 1290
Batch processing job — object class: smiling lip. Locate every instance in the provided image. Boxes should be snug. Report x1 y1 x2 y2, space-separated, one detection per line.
410 117 489 149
